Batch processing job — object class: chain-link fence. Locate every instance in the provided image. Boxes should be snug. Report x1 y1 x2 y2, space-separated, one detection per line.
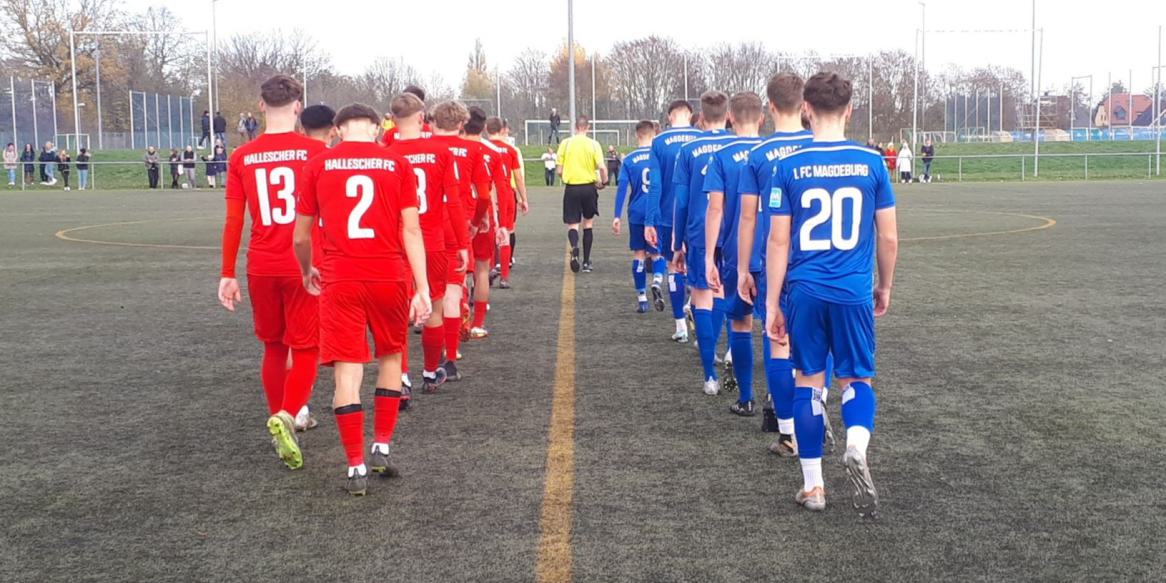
1 76 59 150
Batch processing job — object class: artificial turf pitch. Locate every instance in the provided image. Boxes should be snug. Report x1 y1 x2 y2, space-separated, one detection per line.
1 181 1163 581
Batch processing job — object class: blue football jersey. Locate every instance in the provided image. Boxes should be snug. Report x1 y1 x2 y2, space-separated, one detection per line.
645 127 701 227
673 130 737 253
768 141 896 305
742 130 814 272
701 137 761 270
613 147 652 224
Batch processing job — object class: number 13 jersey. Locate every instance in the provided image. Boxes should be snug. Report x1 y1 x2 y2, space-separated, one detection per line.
296 141 419 283
767 141 896 305
226 132 328 277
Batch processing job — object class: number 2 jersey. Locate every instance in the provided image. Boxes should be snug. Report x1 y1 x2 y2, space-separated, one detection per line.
768 141 896 304
226 132 327 277
296 141 419 283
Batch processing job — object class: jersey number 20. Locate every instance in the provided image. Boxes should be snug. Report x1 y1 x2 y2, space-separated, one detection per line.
800 187 862 251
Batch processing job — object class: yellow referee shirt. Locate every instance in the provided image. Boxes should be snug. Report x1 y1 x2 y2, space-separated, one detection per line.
557 134 604 185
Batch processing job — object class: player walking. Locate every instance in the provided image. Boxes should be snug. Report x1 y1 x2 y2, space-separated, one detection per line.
612 120 659 312
294 103 431 496
765 73 899 516
218 75 327 470
486 117 528 289
461 107 506 338
644 100 701 342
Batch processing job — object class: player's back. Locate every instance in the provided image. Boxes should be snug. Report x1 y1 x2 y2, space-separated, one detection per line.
706 137 761 266
747 130 814 271
649 127 701 226
388 138 454 251
298 141 418 282
482 140 512 197
677 130 737 250
771 140 895 303
227 132 326 276
620 147 652 223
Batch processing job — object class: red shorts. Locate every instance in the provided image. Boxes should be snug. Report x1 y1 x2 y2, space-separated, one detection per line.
248 274 318 349
319 280 409 365
426 249 448 301
447 247 466 284
498 196 517 230
472 228 495 262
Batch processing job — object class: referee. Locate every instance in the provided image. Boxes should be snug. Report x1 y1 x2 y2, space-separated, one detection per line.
557 115 608 273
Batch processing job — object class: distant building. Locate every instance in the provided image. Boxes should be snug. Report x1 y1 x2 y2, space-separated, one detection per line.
1094 94 1163 127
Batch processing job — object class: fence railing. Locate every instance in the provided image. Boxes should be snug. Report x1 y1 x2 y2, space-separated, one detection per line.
915 152 1163 182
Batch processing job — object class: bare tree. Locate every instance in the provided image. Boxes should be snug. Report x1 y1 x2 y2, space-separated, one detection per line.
608 36 685 120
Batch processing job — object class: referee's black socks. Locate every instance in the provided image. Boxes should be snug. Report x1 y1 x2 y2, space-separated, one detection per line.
568 228 580 250
583 228 594 264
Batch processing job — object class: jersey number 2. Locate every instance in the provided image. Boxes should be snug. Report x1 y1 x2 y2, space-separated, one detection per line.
800 187 862 251
346 175 375 239
255 167 295 226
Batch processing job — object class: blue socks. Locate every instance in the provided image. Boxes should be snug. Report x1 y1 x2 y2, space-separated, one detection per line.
841 381 876 433
693 308 716 380
729 330 753 402
765 352 795 429
711 298 727 353
792 386 825 460
632 259 646 294
651 257 667 285
668 273 686 320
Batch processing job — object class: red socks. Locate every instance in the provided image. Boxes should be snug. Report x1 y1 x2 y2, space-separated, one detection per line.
373 389 402 444
500 246 512 279
334 404 365 467
280 347 318 415
422 325 444 373
473 301 488 328
444 316 461 361
261 342 289 415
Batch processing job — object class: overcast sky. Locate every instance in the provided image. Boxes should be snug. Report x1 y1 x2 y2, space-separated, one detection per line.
150 0 1164 98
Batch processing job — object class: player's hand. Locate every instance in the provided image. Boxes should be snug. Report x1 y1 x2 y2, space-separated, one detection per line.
597 181 607 191
218 277 241 312
520 199 530 215
671 250 686 274
303 267 322 296
706 262 721 294
409 292 432 326
612 218 621 235
766 308 788 345
738 272 756 304
644 226 658 247
495 227 508 246
458 249 470 272
874 286 892 317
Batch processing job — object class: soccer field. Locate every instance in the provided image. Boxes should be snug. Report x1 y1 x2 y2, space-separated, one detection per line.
2 181 1164 581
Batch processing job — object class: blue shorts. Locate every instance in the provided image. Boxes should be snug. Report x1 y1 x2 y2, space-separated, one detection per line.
785 284 875 379
685 248 709 290
725 267 765 322
628 223 660 254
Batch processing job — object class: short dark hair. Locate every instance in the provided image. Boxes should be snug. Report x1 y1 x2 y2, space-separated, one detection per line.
403 85 426 102
803 72 852 115
485 116 505 135
766 73 804 114
300 104 335 132
260 75 303 107
700 90 729 123
390 93 425 119
667 99 692 115
634 119 656 137
333 103 380 127
575 115 590 129
729 92 763 124
464 106 488 135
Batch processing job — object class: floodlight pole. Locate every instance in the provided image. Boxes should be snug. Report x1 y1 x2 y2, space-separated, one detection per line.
567 0 576 125
8 76 17 154
95 47 103 149
30 80 38 146
868 58 874 141
912 2 925 146
1034 28 1043 177
591 53 597 136
1156 25 1162 175
206 31 214 143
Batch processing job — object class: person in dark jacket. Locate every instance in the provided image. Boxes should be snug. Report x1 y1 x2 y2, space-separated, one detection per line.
167 148 181 188
211 145 227 186
38 142 58 184
244 113 259 141
182 145 197 188
604 145 621 188
58 149 72 190
199 110 211 148
921 139 935 183
144 146 160 189
213 111 227 145
548 108 561 145
76 148 91 190
20 144 36 184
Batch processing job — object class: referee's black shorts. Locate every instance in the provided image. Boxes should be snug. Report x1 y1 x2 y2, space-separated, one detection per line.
562 182 599 224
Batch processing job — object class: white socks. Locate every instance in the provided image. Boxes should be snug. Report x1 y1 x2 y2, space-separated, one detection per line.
638 293 648 302
348 463 368 477
847 426 871 456
371 442 390 455
675 319 687 333
800 457 824 491
777 418 795 435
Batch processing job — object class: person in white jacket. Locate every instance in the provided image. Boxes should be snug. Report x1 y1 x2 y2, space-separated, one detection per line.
896 141 914 183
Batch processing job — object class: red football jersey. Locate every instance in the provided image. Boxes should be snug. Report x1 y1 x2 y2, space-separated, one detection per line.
463 138 504 225
431 134 492 226
387 138 458 251
226 132 328 277
381 122 433 148
296 141 419 283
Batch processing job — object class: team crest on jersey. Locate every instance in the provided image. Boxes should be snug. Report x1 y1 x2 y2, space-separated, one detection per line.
768 187 782 209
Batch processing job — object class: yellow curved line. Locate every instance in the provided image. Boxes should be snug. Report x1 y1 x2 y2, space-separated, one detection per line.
54 217 218 250
900 209 1056 243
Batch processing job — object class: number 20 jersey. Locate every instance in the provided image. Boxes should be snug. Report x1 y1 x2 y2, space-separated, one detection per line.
226 132 327 277
768 141 896 305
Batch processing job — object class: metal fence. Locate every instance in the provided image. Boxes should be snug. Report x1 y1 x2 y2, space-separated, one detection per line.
127 92 197 150
1 76 59 150
917 152 1163 182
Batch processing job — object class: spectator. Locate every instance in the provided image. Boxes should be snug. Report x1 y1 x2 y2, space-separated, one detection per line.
20 144 35 185
203 144 227 188
58 149 72 191
236 113 248 144
605 145 622 188
921 139 935 183
76 148 91 190
3 143 16 187
540 146 557 186
213 111 227 145
39 141 57 185
548 108 561 145
896 141 914 183
244 113 259 141
182 145 197 189
883 141 897 175
167 148 181 188
865 138 879 152
144 146 160 189
199 110 211 148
